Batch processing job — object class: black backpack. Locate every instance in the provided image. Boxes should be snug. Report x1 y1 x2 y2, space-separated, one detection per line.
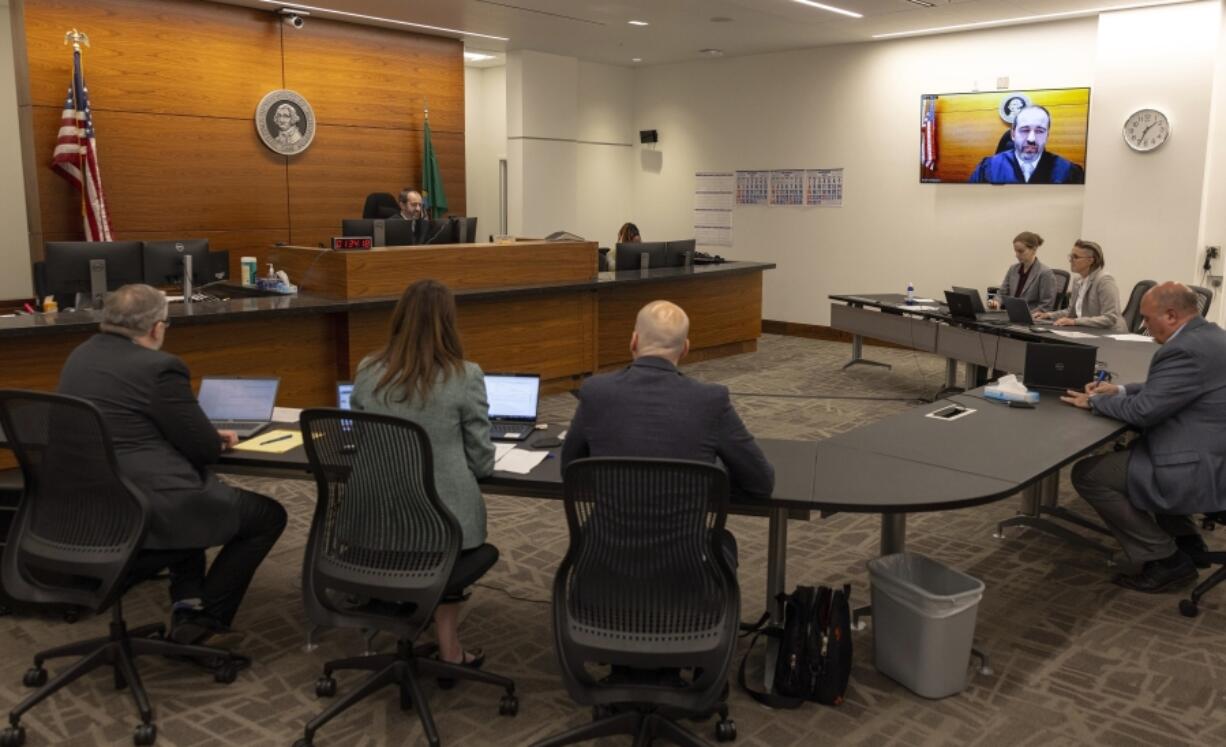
738 584 853 708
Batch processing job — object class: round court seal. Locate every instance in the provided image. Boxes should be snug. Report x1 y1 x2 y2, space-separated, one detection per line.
255 90 315 156
998 93 1032 126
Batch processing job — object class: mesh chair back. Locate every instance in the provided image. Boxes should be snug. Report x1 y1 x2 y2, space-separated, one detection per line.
1190 284 1214 318
1051 269 1071 309
1123 279 1158 334
299 408 461 637
555 458 739 706
0 390 149 612
362 192 400 220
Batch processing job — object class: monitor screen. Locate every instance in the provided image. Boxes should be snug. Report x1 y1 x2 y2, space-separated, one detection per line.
197 377 279 421
484 374 540 421
665 239 696 267
43 240 144 307
336 382 354 409
615 242 668 271
920 87 1090 184
141 239 211 286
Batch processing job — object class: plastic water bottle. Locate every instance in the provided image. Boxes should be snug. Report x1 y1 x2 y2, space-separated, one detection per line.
906 281 915 305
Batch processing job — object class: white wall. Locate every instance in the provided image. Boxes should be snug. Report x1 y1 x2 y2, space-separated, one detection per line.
0 0 32 299
631 19 1099 326
464 64 506 240
1198 5 1226 324
1082 1 1222 317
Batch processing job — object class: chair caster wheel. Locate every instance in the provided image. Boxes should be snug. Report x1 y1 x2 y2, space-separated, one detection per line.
499 694 519 716
314 675 337 697
0 725 26 747
292 740 312 747
62 608 80 624
1180 599 1199 618
22 667 47 688
133 723 157 745
213 662 238 685
715 718 737 742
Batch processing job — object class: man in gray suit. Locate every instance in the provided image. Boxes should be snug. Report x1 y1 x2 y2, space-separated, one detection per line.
1062 282 1226 592
58 285 287 643
562 300 775 505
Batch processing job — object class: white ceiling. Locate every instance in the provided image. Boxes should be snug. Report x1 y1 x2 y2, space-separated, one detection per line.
220 0 1193 66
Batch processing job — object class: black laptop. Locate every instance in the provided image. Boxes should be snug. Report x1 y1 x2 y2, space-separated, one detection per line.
1023 342 1098 393
951 286 993 314
943 290 1009 324
1002 295 1052 326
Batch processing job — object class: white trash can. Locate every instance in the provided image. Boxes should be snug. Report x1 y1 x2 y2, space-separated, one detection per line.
866 552 985 698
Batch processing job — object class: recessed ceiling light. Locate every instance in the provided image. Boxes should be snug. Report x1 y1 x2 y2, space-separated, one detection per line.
464 51 495 62
628 20 649 26
631 57 642 62
872 0 1193 38
700 48 724 56
260 1 509 41
710 16 734 22
791 0 864 19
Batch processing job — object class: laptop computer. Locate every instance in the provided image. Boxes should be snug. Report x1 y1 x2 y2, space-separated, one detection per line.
1023 342 1098 393
197 376 279 438
485 373 540 441
1002 295 1052 326
336 381 354 409
951 286 992 314
943 290 1009 324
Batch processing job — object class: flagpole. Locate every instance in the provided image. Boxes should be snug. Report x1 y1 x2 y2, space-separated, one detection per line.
63 29 91 231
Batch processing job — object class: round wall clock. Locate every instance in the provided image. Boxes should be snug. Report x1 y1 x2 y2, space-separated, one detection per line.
1122 108 1169 152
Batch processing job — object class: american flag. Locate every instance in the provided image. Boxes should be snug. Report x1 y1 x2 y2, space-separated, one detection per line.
920 96 937 172
51 48 113 241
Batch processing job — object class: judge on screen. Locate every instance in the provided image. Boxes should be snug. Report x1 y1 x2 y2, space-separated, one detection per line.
968 105 1085 184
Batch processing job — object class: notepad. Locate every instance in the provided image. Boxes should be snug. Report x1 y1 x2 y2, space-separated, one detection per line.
495 448 549 475
494 442 515 462
231 429 303 453
1107 333 1156 343
272 407 303 423
1050 330 1098 339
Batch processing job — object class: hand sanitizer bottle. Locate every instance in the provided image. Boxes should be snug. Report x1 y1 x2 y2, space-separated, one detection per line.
906 281 915 305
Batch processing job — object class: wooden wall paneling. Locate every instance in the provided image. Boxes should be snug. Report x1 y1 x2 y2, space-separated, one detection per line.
597 274 763 367
265 247 349 299
32 108 290 236
22 0 283 117
281 17 464 133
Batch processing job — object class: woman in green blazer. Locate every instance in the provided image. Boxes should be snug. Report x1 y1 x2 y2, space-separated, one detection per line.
351 279 495 671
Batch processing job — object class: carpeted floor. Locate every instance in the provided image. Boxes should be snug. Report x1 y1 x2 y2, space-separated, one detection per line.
3 334 1224 746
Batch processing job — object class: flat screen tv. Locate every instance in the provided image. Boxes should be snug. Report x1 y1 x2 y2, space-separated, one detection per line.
920 87 1090 185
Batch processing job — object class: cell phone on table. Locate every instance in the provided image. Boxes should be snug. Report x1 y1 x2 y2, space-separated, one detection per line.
925 404 975 421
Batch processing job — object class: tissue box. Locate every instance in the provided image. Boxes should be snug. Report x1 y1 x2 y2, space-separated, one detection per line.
983 387 1040 404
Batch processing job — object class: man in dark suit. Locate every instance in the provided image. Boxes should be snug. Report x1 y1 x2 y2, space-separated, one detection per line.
58 284 287 643
1063 282 1226 591
562 299 775 525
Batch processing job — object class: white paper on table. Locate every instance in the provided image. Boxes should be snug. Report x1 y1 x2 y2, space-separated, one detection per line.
892 304 940 311
1050 330 1098 339
1107 333 1156 343
495 448 549 475
912 298 937 303
272 407 303 423
494 442 515 462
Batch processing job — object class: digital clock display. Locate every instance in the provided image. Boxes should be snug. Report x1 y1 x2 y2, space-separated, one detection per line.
331 236 373 251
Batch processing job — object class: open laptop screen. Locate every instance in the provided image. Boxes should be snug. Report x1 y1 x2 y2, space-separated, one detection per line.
198 377 279 421
485 374 540 422
337 382 354 410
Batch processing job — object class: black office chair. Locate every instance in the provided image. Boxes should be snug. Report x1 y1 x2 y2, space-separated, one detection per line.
1122 279 1158 335
0 391 237 747
533 458 739 747
1189 284 1214 317
1051 269 1071 310
361 192 400 220
1179 511 1226 618
294 409 517 747
0 467 20 617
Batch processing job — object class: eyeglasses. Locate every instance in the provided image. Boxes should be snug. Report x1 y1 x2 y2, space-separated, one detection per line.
1068 254 1093 262
158 318 171 329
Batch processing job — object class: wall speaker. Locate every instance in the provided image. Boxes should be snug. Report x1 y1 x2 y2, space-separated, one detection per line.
639 129 658 144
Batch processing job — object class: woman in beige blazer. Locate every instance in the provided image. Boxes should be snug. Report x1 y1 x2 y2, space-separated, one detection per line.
352 279 495 673
1035 239 1126 332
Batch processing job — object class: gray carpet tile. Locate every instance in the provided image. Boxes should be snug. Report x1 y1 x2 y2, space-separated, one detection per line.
2 334 1223 746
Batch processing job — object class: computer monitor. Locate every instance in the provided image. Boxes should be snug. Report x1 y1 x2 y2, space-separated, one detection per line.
452 216 478 244
665 239 696 267
615 242 668 271
340 218 421 247
43 240 144 308
420 218 457 245
141 239 211 287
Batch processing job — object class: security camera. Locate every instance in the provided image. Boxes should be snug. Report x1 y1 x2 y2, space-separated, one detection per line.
279 8 308 28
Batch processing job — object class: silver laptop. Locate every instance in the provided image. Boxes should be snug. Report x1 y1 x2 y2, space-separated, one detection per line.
485 373 540 442
198 376 279 438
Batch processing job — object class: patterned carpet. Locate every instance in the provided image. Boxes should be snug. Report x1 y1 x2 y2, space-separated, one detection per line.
2 334 1224 746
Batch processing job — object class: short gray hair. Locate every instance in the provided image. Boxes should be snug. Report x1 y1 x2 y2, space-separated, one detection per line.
100 284 168 337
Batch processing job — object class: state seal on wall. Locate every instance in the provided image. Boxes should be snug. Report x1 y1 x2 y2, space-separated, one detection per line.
255 90 315 156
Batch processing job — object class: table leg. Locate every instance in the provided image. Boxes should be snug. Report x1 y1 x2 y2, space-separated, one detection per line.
854 513 908 630
762 507 788 690
995 473 1114 558
932 359 965 400
842 334 892 370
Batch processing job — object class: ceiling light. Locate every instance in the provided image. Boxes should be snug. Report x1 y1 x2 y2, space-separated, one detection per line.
904 0 936 7
792 0 864 19
700 48 724 56
260 1 509 41
872 0 1192 38
632 57 642 62
464 51 495 62
628 20 649 26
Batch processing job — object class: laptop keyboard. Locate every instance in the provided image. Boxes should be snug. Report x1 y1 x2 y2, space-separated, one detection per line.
490 423 531 439
212 420 262 430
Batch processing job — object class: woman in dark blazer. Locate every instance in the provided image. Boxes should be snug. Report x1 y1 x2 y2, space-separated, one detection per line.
351 279 495 672
987 231 1059 312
